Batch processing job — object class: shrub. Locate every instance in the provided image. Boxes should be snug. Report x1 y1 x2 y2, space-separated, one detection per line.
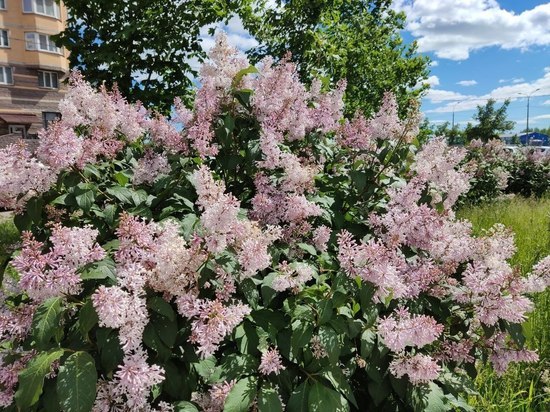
0 35 548 412
460 139 550 205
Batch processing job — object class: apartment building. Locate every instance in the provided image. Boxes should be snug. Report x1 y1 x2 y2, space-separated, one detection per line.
0 0 69 138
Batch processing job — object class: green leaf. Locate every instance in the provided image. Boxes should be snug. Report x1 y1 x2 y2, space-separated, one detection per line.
232 66 259 88
80 257 116 280
360 329 376 358
75 188 96 213
350 170 367 192
318 325 340 363
114 171 129 186
103 204 118 226
78 299 99 337
308 381 349 412
409 382 448 412
96 328 124 373
223 376 257 412
287 381 309 412
174 401 199 412
321 366 358 408
257 383 283 412
15 349 64 410
31 297 64 349
148 296 176 322
290 320 314 358
297 243 317 256
106 186 136 204
57 352 98 412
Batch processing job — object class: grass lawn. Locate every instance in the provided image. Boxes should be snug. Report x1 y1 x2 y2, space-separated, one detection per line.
458 196 550 411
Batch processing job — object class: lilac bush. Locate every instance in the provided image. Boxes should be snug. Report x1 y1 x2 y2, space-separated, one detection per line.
0 35 548 411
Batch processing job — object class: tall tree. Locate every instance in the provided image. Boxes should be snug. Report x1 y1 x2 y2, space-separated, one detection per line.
243 0 430 116
464 99 515 143
55 0 252 113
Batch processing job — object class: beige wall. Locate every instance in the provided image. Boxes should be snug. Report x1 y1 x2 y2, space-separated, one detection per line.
0 1 69 136
0 2 69 71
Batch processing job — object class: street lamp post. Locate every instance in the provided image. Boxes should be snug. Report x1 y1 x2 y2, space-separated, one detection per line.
524 88 540 140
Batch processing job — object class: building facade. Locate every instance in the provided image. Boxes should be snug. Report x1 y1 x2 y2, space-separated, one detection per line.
0 0 69 138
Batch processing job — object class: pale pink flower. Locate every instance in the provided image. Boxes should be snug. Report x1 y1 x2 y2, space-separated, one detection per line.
0 143 56 210
192 380 236 412
133 150 171 185
259 347 285 375
36 122 83 171
313 225 331 252
272 262 314 293
378 307 444 352
488 333 539 375
389 353 441 385
176 294 251 358
113 348 164 409
92 285 131 329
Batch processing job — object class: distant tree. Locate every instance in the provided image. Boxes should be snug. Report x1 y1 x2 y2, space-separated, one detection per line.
464 99 515 143
430 121 464 145
55 0 253 113
243 0 430 116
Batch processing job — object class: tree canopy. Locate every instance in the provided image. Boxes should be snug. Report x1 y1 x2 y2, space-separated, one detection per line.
464 99 515 143
55 0 253 113
243 0 430 116
56 0 429 116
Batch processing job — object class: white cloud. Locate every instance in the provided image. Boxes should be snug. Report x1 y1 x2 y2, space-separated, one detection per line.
394 1 550 60
427 65 550 113
543 100 550 105
512 78 525 84
425 75 440 86
430 60 439 67
457 80 477 86
532 114 550 121
199 15 258 53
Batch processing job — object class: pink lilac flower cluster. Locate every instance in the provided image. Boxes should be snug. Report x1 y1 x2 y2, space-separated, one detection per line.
487 332 539 375
259 347 285 375
389 353 442 385
0 352 34 407
338 135 546 384
0 143 57 210
192 380 236 412
411 137 472 209
378 307 444 352
132 149 171 185
185 34 249 158
337 92 420 151
192 166 279 277
12 225 105 302
176 293 251 358
271 261 315 293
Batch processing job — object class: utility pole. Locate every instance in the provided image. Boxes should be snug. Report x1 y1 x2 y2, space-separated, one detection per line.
525 88 540 139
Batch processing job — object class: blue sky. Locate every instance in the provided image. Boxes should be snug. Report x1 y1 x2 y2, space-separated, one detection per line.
393 0 550 133
203 0 550 134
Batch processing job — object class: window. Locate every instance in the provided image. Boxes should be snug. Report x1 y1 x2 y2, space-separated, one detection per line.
25 32 60 53
0 66 12 84
0 30 8 47
0 1 6 10
23 0 60 18
9 125 26 137
38 71 58 89
43 111 60 129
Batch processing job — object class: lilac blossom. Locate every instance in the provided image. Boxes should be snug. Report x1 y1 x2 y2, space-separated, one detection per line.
259 347 285 375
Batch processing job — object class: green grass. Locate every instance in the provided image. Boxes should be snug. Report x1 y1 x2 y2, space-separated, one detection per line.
458 196 550 411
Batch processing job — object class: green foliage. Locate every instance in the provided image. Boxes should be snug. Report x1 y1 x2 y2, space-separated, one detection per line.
55 0 254 113
244 0 430 116
57 352 98 412
15 349 65 410
464 99 515 143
